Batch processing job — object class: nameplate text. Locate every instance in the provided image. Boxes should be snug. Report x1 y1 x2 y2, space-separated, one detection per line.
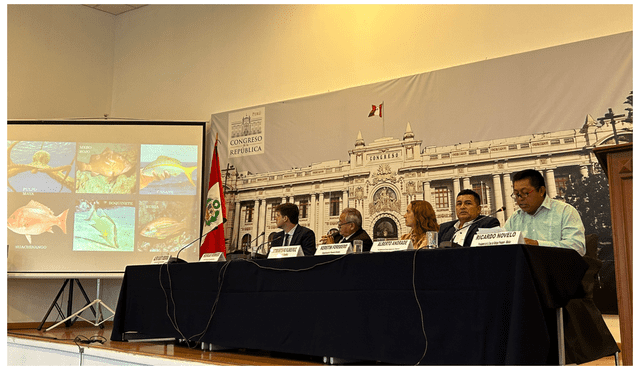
471 231 524 247
315 243 352 256
371 240 413 253
268 245 304 259
199 252 226 262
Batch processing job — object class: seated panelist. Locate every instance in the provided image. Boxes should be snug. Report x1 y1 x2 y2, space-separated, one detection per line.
400 200 439 249
438 189 501 247
504 169 585 255
319 208 373 252
270 203 316 256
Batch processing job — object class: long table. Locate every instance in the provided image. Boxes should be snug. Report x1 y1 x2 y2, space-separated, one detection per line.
111 244 588 365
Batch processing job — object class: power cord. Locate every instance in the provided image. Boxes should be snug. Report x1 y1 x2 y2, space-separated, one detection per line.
160 251 429 364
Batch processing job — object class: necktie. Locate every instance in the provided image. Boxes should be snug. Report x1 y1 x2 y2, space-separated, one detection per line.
284 234 290 246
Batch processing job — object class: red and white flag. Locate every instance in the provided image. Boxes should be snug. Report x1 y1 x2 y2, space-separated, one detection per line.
200 137 227 257
368 103 383 118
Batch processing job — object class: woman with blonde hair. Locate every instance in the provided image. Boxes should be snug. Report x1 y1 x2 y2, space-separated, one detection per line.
401 200 439 249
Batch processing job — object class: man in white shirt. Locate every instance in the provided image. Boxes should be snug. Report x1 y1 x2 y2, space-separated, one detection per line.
504 169 586 256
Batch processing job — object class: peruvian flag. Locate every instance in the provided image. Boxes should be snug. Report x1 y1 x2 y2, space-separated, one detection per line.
200 137 227 257
368 103 383 117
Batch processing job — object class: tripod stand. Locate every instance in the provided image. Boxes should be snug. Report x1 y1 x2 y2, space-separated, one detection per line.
38 278 115 332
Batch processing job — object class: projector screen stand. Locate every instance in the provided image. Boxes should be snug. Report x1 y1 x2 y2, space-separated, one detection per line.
38 279 114 332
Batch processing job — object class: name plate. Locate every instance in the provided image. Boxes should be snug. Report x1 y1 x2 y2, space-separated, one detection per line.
268 245 304 259
315 243 352 256
471 231 524 247
371 239 413 253
151 255 174 264
199 252 226 262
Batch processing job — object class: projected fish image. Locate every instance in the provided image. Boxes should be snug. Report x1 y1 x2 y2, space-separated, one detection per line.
73 201 135 252
137 200 195 253
140 156 197 189
76 144 138 194
7 141 76 193
87 207 119 248
7 200 69 244
139 144 198 196
140 217 188 240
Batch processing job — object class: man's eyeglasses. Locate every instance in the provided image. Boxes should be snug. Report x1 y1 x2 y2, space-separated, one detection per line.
337 221 353 228
511 190 535 200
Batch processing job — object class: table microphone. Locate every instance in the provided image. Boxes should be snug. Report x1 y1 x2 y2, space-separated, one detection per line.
173 226 230 263
439 206 505 248
253 235 282 259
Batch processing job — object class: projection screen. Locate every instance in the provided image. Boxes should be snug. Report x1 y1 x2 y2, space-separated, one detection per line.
7 121 207 275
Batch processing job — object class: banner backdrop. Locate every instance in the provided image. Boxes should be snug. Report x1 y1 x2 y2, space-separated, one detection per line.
211 31 632 313
212 32 631 174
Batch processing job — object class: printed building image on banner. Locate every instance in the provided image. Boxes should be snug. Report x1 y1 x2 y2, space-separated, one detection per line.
228 107 265 158
212 31 632 314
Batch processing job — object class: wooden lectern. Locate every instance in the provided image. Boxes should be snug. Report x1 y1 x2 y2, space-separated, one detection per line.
593 142 633 365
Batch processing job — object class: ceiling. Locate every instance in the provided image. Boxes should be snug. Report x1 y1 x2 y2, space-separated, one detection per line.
83 4 147 16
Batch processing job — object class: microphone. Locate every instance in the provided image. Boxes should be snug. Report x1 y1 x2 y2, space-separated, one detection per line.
245 231 265 254
253 235 282 259
439 206 505 248
173 225 222 263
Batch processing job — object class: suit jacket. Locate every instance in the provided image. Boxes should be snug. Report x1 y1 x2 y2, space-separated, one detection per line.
333 227 373 252
438 215 500 247
271 224 317 256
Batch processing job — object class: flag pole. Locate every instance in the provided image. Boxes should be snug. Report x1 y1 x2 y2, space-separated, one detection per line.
382 101 385 137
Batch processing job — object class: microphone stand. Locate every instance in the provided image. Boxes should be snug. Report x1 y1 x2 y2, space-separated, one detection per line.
173 224 229 263
253 236 282 259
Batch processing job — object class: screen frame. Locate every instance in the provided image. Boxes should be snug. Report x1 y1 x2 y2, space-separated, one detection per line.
7 120 208 277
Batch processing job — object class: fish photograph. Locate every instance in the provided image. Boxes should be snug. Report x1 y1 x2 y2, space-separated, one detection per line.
72 200 135 252
7 199 69 245
7 141 76 193
139 144 199 195
137 200 195 253
76 143 138 194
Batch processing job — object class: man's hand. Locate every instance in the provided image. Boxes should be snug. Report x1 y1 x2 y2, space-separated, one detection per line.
524 238 539 246
319 234 335 245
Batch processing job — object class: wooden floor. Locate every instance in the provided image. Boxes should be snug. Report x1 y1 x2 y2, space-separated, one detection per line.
8 322 329 366
8 320 619 366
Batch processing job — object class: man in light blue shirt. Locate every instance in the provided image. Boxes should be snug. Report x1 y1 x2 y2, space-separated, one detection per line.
504 169 585 256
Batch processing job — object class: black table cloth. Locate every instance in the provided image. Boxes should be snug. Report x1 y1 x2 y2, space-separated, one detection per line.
111 244 588 365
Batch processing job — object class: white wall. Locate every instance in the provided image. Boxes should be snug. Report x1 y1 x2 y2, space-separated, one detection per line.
110 4 632 120
6 4 633 324
8 5 115 119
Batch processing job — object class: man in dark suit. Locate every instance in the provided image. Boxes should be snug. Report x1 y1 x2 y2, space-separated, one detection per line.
320 207 373 252
270 203 316 256
438 189 500 247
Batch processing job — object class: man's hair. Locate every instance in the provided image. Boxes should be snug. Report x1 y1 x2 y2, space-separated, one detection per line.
457 189 481 205
342 208 363 228
275 203 299 224
513 169 546 191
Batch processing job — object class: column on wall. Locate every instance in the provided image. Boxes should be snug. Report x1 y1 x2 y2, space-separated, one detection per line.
342 190 348 210
545 168 558 199
281 196 287 204
462 176 471 190
318 192 325 235
310 193 317 233
452 178 461 201
492 174 505 225
252 199 260 249
502 173 515 220
452 178 461 219
422 180 431 204
232 201 241 250
261 198 268 240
